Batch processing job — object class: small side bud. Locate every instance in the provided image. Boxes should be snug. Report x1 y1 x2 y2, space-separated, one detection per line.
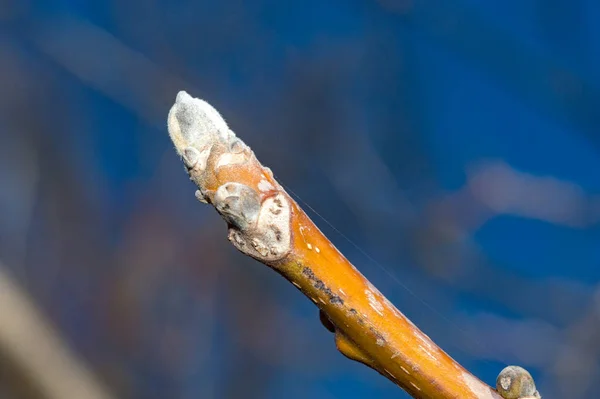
182 146 211 172
213 183 260 230
227 193 292 262
194 190 208 204
496 366 540 399
182 147 200 169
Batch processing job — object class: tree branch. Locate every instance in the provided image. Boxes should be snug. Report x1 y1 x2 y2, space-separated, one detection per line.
166 91 540 399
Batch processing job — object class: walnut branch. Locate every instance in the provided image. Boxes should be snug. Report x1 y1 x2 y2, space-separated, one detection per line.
166 91 540 399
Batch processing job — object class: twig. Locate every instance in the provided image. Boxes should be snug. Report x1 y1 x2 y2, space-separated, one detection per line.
166 91 540 399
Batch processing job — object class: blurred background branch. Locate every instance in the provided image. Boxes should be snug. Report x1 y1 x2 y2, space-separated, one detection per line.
0 264 113 399
1 0 599 398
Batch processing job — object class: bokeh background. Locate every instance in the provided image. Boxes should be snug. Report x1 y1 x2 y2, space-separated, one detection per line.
1 1 600 398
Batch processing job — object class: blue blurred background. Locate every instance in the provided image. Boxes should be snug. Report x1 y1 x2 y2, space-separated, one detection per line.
1 1 600 398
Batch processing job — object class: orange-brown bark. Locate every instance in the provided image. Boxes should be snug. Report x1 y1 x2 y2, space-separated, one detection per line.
167 91 504 399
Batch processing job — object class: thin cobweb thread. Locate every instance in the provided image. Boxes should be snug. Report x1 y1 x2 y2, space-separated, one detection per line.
276 176 492 361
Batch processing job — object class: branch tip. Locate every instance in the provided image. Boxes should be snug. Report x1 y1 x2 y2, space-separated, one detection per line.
168 90 231 158
168 91 293 263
